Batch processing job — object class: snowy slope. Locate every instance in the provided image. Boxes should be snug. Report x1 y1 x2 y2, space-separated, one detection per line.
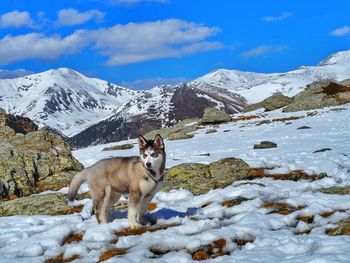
192 50 350 103
0 68 137 137
1 103 349 262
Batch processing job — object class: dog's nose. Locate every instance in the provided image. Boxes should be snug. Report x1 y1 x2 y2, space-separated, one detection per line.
146 163 151 168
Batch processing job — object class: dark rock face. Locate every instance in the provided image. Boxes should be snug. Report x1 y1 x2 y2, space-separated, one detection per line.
0 108 38 134
69 84 247 148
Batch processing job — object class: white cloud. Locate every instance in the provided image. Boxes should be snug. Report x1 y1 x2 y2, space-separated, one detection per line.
0 32 86 65
56 8 104 26
330 26 350 37
241 45 288 58
0 19 221 66
84 19 222 66
0 10 34 28
262 12 293 22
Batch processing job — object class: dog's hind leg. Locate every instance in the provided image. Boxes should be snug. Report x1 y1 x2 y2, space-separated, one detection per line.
91 184 111 224
106 191 121 222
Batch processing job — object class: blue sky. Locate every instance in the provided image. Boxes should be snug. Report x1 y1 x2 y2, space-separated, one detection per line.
0 0 349 89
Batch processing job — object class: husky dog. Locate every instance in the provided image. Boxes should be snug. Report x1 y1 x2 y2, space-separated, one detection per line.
68 134 166 227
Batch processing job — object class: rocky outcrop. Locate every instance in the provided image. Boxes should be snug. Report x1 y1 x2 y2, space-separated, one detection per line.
283 81 350 112
201 107 231 124
0 108 38 134
164 158 251 195
0 110 83 200
244 93 293 112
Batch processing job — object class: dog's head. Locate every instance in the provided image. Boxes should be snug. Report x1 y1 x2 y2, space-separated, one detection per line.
138 134 165 173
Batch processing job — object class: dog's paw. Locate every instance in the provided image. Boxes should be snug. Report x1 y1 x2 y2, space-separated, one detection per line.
129 221 142 229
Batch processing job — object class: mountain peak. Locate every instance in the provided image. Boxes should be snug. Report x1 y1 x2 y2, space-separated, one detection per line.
318 50 350 66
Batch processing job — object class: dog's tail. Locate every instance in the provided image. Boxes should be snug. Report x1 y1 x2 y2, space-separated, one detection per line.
67 170 88 202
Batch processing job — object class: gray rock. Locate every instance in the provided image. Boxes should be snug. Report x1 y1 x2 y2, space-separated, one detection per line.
102 143 134 151
201 107 231 124
254 141 277 149
164 158 251 195
244 93 293 112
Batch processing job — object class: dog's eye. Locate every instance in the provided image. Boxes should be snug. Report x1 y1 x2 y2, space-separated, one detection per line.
143 154 147 158
151 153 158 157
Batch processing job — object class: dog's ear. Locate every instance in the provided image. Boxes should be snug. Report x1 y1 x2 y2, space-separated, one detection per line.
138 135 147 150
154 134 164 150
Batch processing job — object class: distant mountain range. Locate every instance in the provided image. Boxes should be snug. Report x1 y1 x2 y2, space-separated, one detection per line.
0 50 349 147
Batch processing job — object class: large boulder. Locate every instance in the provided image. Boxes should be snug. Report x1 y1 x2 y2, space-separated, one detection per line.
164 158 251 195
283 81 350 112
201 108 231 124
0 110 83 200
244 93 293 112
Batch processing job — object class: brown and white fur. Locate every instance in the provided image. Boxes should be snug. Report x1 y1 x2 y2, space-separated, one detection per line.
68 134 166 228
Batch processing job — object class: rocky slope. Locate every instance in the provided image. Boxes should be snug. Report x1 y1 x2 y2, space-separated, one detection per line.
0 108 83 200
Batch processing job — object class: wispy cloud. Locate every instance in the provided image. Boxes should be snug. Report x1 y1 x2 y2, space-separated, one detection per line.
262 12 293 22
0 10 35 28
241 45 288 58
121 76 189 90
111 0 169 5
330 26 350 37
56 8 104 26
0 19 222 66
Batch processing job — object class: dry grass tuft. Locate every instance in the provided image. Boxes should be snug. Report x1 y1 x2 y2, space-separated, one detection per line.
221 197 247 208
192 250 210 260
45 254 80 263
99 249 128 262
297 215 314 224
116 223 180 237
261 202 305 215
62 205 84 215
64 233 83 245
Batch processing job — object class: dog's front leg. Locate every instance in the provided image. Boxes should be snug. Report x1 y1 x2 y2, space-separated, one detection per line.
128 190 141 228
137 194 154 225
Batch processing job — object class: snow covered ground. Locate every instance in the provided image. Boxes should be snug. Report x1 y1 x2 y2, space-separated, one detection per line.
1 104 350 262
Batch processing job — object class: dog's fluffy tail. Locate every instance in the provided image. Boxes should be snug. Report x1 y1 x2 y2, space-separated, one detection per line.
67 170 87 202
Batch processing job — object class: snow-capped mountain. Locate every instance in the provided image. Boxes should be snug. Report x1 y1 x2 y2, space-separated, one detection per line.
69 83 247 147
0 68 137 137
1 50 349 146
191 50 350 103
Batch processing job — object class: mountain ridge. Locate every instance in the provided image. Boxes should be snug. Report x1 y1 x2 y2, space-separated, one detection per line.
0 50 349 146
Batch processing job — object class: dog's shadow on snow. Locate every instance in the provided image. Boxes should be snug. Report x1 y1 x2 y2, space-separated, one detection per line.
111 207 198 222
